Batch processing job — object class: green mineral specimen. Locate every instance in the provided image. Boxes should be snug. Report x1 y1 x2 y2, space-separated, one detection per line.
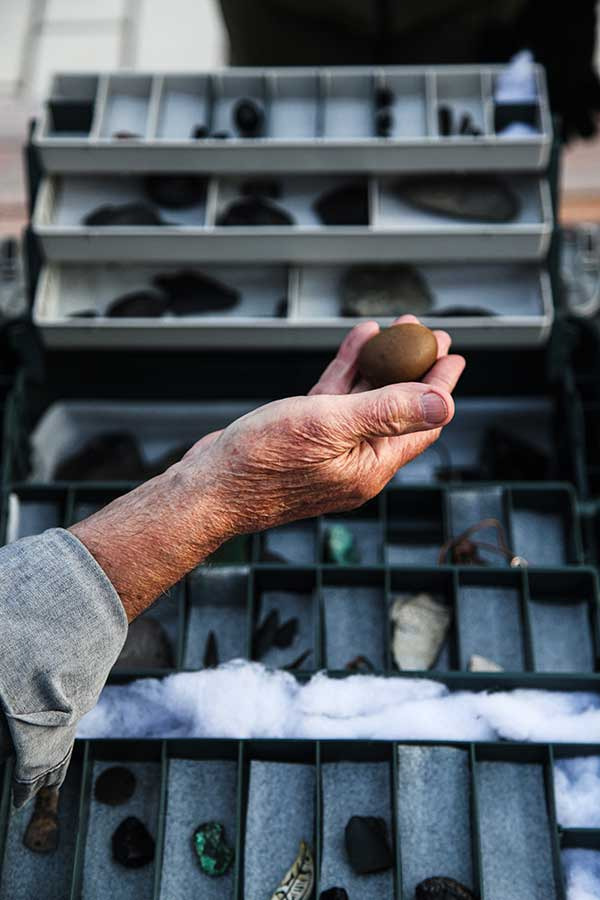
193 821 234 877
325 525 360 565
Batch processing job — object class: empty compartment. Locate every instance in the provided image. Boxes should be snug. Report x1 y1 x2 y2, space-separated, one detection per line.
323 71 374 138
434 71 486 136
562 848 600 900
244 760 315 899
386 489 444 564
0 754 83 900
211 73 267 138
82 760 160 900
260 522 318 564
554 755 600 828
457 583 525 671
159 758 238 899
184 568 249 668
156 75 211 139
269 72 319 138
320 761 394 899
252 579 315 669
509 490 570 565
379 72 428 137
396 745 474 899
322 578 386 670
529 595 595 673
47 74 98 136
477 759 558 900
100 76 152 139
446 487 510 566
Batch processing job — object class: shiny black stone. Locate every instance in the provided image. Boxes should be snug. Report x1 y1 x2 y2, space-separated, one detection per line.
106 289 168 318
53 431 146 481
94 766 136 806
480 426 550 480
153 269 239 314
314 182 369 226
393 174 519 223
217 197 295 227
203 631 219 668
83 202 165 226
375 86 395 108
233 97 265 136
253 609 280 659
112 817 155 868
375 108 394 137
344 816 393 874
320 890 349 900
144 175 207 209
438 105 453 136
113 616 174 670
240 178 282 199
273 617 298 649
434 306 495 317
191 124 208 139
415 876 476 899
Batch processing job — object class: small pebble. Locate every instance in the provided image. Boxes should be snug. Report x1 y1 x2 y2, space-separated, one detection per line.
191 124 208 139
94 766 137 806
320 889 349 900
357 322 438 386
344 816 393 874
437 105 453 136
233 97 265 136
193 821 234 876
112 816 155 868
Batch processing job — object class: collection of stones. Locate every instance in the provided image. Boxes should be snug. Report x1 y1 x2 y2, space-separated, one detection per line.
437 103 482 137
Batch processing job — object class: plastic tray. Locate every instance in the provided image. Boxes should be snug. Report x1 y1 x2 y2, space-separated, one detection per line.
32 66 552 173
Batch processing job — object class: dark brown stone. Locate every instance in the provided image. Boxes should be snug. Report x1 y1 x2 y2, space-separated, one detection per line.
438 105 453 136
233 97 265 136
415 876 476 899
112 816 155 868
143 175 207 209
314 182 369 226
217 197 295 227
23 787 59 854
94 766 136 806
357 322 438 387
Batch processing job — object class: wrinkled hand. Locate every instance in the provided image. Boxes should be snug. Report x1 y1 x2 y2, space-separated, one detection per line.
178 315 465 535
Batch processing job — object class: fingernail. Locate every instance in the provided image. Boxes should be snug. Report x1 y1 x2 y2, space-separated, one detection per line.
422 392 448 425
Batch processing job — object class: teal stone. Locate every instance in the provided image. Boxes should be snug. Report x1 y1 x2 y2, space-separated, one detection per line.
193 821 234 877
325 525 360 565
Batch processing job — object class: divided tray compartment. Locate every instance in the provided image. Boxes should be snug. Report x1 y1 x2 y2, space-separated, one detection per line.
4 739 599 900
33 65 552 172
31 171 553 263
250 568 319 672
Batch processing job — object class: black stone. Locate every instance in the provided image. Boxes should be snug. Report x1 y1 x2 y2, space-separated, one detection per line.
375 86 395 108
415 876 476 899
340 263 432 318
375 108 394 137
211 130 231 139
438 104 453 136
191 124 208 139
94 766 136 806
203 631 219 668
253 609 280 659
106 289 168 318
144 175 207 209
217 197 295 227
313 182 369 226
53 431 146 481
240 178 282 199
344 816 393 874
434 306 495 317
69 309 97 318
393 174 519 223
273 617 298 649
480 426 550 480
153 269 240 314
458 113 473 135
83 202 165 226
284 649 312 670
233 97 265 136
113 616 174 670
320 890 349 900
112 816 155 868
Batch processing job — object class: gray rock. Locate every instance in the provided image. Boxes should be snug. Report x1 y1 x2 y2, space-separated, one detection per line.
340 264 432 317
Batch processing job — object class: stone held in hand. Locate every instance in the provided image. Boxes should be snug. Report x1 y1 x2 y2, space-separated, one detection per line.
357 323 438 387
193 821 234 876
415 875 476 899
344 816 393 874
94 766 137 806
23 786 60 853
112 816 155 868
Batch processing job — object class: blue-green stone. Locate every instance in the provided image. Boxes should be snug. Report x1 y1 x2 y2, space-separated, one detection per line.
193 821 234 877
325 525 360 565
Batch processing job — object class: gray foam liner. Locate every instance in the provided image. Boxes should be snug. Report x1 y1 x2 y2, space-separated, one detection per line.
386 543 441 565
478 761 557 900
396 746 473 899
81 760 160 900
323 587 386 670
320 762 394 899
159 759 238 900
184 569 249 667
448 487 508 565
257 590 315 668
529 598 594 672
244 761 315 900
458 586 524 670
510 509 567 565
264 523 317 564
0 757 82 900
323 518 384 564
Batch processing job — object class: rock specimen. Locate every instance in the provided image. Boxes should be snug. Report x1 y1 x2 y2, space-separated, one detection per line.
270 841 314 899
273 617 299 648
203 631 219 668
94 766 137 806
217 197 295 227
106 289 168 318
314 182 369 226
191 124 208 139
437 105 453 136
340 264 432 318
324 524 360 565
320 890 349 900
193 821 234 876
53 431 146 481
153 269 240 314
253 609 281 659
468 654 504 672
113 616 174 670
390 593 451 670
375 86 395 108
375 108 394 137
112 816 155 868
344 816 393 874
357 322 438 387
393 174 519 223
143 175 207 209
23 786 59 853
345 655 375 673
415 876 476 899
233 97 265 137
83 202 165 226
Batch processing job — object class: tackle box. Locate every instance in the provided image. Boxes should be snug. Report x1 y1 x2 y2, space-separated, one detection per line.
32 66 552 173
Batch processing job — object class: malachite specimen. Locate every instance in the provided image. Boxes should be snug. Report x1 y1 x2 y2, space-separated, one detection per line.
324 525 360 565
193 821 234 877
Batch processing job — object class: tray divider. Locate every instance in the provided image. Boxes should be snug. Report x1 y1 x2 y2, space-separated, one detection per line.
0 756 15 875
315 551 324 670
69 739 92 900
469 744 485 900
452 568 462 670
233 740 247 900
441 484 452 550
174 577 186 670
245 567 256 661
368 174 379 229
481 70 496 137
250 531 261 564
315 741 323 894
316 70 328 138
287 265 302 321
204 176 220 228
89 75 109 139
520 566 536 671
425 69 438 137
146 76 163 140
63 486 76 527
392 741 403 899
504 485 517 557
151 740 169 900
544 744 568 900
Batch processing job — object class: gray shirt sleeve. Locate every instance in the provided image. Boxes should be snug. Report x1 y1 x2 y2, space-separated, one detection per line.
0 528 128 807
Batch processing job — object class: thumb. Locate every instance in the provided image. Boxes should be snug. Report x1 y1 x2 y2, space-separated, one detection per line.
335 383 454 440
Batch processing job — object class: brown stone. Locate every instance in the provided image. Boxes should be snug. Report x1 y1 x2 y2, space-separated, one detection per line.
23 787 60 854
357 323 438 386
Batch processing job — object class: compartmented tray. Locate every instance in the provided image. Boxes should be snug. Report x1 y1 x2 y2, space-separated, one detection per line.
0 738 598 900
31 172 553 263
33 65 552 173
32 260 554 349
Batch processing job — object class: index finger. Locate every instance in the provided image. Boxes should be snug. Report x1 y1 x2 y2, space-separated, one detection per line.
421 354 466 394
309 320 379 396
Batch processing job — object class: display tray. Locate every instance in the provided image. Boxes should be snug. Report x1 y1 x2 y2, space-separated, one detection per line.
0 739 597 900
32 65 552 173
32 261 554 349
31 172 553 263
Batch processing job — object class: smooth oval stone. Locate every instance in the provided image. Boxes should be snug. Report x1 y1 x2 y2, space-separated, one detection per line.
344 816 393 874
217 197 295 227
106 289 168 318
320 890 349 900
193 821 234 876
113 617 174 670
94 766 136 806
153 269 239 314
144 175 207 209
112 816 155 868
233 97 265 136
53 431 146 481
393 174 519 223
314 182 369 226
23 787 59 854
83 202 165 226
340 264 432 318
357 323 438 387
415 876 476 899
